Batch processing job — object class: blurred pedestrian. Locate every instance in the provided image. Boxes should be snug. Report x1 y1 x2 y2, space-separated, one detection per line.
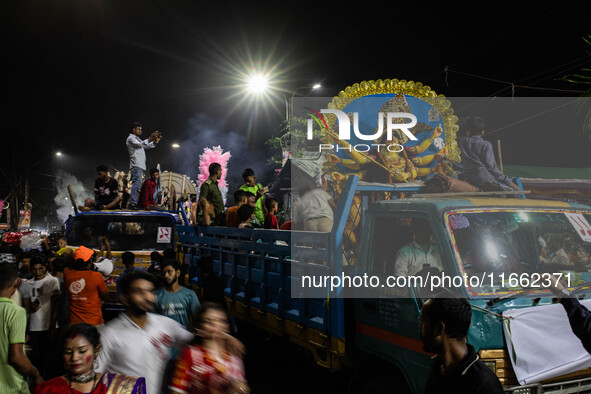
116 251 145 297
97 271 193 394
169 302 249 394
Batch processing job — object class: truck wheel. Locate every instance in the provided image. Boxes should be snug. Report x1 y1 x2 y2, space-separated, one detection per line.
360 373 411 394
347 354 413 394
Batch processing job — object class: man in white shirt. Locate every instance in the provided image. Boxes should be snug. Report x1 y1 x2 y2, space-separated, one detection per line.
295 187 336 232
126 122 161 209
394 219 444 277
27 255 60 378
97 270 192 394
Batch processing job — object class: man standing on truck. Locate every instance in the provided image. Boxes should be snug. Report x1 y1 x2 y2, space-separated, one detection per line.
126 122 161 209
459 116 520 192
199 162 226 226
420 297 504 393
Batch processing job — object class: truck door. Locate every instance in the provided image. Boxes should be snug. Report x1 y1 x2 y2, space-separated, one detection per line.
353 214 446 393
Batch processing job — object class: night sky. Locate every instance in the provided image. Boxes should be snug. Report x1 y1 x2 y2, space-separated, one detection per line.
3 0 591 225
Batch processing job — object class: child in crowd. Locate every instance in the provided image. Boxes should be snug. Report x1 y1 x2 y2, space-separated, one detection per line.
264 197 279 229
226 190 249 228
237 204 255 229
239 168 266 225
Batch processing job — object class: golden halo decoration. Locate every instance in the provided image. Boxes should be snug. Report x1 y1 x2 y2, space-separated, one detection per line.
323 79 460 163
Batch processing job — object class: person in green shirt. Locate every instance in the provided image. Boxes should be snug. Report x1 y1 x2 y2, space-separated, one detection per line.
239 168 266 225
199 163 226 226
0 263 43 393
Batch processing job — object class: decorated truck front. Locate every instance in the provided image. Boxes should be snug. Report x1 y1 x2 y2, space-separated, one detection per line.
65 211 177 300
354 196 591 393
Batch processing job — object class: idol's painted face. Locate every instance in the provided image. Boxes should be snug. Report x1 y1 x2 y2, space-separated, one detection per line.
63 335 98 376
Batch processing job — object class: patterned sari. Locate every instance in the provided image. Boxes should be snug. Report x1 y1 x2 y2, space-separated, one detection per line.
32 373 146 394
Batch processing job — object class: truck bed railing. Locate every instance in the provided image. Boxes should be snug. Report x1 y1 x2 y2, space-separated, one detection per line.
179 224 335 334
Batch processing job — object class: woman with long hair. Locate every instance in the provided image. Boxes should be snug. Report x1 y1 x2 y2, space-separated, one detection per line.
169 302 249 394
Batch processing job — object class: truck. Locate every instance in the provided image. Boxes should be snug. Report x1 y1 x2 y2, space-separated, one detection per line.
175 174 591 394
65 210 180 305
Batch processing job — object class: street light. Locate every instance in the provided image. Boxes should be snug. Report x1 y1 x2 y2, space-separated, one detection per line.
171 143 180 149
247 74 269 95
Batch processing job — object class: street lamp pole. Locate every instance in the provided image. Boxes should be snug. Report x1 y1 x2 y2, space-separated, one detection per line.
284 84 322 131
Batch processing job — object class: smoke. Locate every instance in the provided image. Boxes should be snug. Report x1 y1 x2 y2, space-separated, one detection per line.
53 170 92 222
167 113 272 197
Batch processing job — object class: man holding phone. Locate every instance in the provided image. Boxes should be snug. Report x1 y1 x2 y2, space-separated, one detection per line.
126 122 162 209
239 168 266 225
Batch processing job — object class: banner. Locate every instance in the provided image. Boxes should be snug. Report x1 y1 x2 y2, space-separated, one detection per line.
18 209 31 230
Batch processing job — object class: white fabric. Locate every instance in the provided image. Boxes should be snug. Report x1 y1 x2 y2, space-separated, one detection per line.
27 274 60 331
502 300 591 385
393 241 444 276
97 312 193 394
126 134 155 170
297 188 333 221
94 257 114 277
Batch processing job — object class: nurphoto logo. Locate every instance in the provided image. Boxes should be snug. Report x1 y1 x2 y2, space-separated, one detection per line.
306 108 418 153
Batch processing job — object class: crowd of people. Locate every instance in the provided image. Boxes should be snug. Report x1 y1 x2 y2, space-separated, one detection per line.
0 238 248 394
74 121 336 234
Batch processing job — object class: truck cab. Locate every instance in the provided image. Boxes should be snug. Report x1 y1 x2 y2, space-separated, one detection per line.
354 195 591 393
65 210 179 302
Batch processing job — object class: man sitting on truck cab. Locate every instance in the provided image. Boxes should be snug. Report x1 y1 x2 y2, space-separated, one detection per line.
393 219 444 277
459 116 520 192
138 168 162 210
420 296 504 394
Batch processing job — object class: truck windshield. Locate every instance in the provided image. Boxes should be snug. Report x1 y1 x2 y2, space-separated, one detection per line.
447 210 591 296
66 214 174 251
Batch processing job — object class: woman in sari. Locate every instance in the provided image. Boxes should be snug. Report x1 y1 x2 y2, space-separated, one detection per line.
33 323 145 394
169 302 249 394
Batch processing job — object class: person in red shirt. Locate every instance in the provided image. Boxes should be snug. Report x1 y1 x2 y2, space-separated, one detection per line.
264 197 279 229
138 168 160 210
63 246 108 326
